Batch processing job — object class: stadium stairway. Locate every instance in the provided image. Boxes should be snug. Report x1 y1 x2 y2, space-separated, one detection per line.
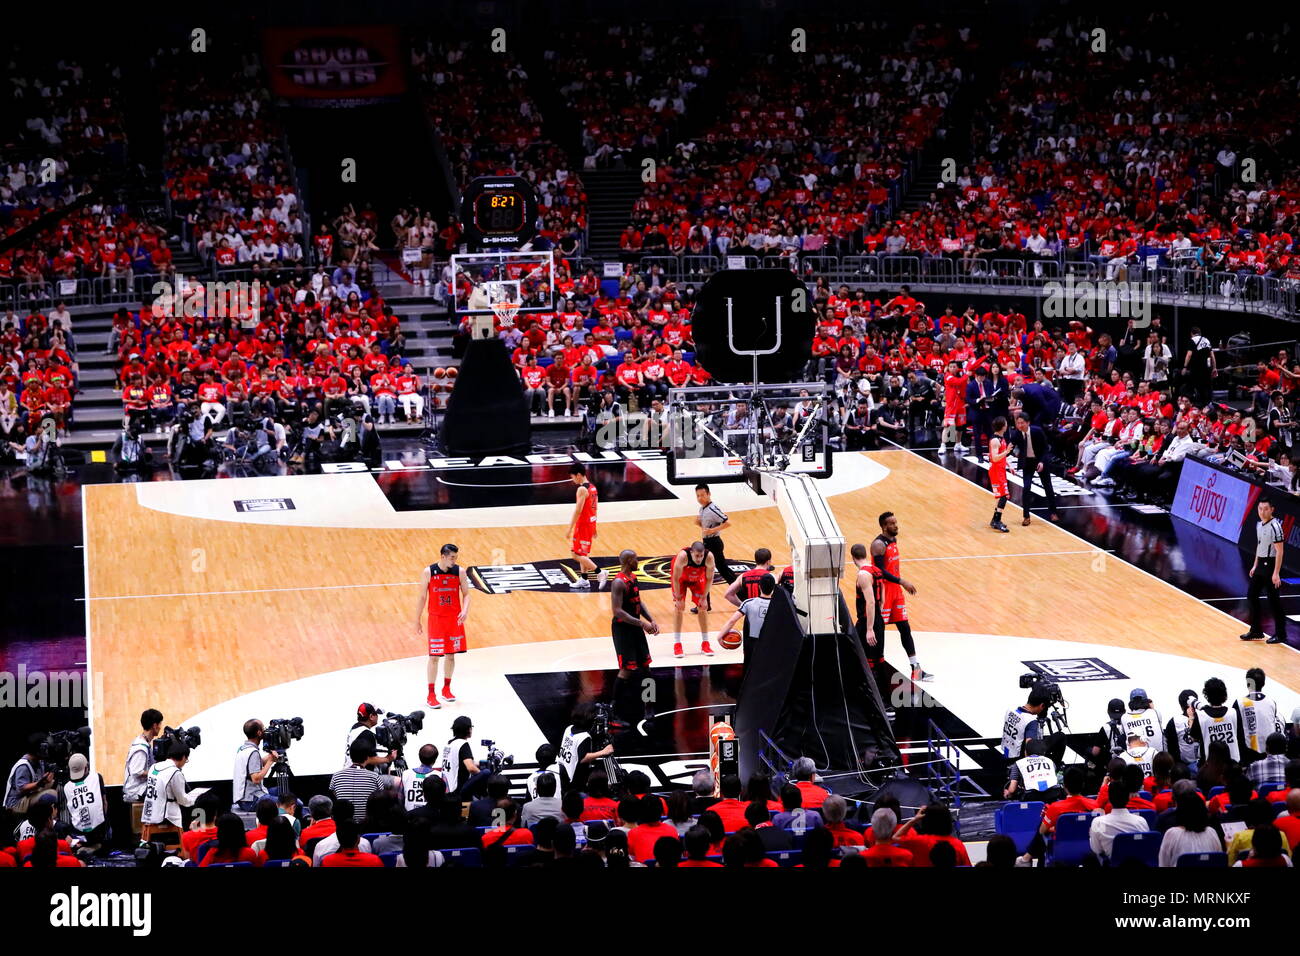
582 168 644 260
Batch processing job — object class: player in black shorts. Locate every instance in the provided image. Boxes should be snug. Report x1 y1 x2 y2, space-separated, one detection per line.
609 549 659 726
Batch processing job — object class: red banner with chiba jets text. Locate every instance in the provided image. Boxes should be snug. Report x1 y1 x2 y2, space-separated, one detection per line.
263 26 406 103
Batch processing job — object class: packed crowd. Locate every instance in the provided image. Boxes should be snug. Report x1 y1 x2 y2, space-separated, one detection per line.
617 20 968 263
157 44 306 275
411 34 587 256
858 12 1300 286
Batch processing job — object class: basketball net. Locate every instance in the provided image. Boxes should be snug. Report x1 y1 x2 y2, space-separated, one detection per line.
491 300 520 328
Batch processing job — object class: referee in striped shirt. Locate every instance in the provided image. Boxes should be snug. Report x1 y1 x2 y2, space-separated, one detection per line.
1241 498 1290 645
695 483 737 584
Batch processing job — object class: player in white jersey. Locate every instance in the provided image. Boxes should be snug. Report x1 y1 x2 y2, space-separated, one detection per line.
1235 667 1284 757
1119 688 1162 748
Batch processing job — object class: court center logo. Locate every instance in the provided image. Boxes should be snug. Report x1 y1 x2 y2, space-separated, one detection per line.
1021 658 1128 682
468 556 755 594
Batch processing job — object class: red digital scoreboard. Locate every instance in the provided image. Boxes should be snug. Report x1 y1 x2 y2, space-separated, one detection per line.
460 175 538 250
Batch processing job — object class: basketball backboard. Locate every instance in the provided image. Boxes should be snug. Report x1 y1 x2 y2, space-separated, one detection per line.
665 381 833 485
449 249 555 322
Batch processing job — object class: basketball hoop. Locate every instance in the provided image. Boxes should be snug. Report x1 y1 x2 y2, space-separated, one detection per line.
491 300 520 328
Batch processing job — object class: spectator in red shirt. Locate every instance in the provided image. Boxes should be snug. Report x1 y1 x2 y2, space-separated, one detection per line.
723 829 778 868
791 757 831 808
862 808 912 867
709 775 749 833
823 795 866 848
579 772 619 822
1040 767 1099 834
626 795 678 863
299 795 338 853
320 819 382 867
895 803 972 867
482 799 534 848
679 825 722 867
200 813 265 867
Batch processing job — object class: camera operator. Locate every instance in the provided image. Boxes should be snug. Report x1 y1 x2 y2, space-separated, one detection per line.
558 702 615 793
999 686 1050 761
140 740 198 843
400 744 441 814
233 719 281 810
439 716 491 798
59 754 108 850
1002 738 1063 802
344 702 397 770
4 733 55 812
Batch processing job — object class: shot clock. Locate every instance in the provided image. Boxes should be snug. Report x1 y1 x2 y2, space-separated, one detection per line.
460 175 538 250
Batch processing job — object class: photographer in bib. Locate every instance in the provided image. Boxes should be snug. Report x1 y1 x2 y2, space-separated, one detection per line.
59 754 108 852
1003 738 1063 802
1164 689 1203 774
1086 698 1129 790
440 716 493 799
400 745 442 814
233 719 281 811
140 740 198 844
3 734 55 813
558 702 615 793
1120 688 1163 749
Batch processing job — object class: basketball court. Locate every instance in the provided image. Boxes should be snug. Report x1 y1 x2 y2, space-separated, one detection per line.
82 446 1300 787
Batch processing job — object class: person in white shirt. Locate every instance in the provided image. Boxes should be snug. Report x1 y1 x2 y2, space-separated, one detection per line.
1157 787 1223 867
1056 342 1088 403
1088 782 1149 861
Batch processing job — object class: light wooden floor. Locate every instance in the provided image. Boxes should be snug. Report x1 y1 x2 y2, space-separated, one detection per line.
84 451 1298 771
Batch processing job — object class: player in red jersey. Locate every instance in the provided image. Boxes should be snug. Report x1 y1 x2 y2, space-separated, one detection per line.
413 543 471 708
988 416 1012 533
871 512 933 682
567 463 607 589
670 541 716 658
939 360 969 455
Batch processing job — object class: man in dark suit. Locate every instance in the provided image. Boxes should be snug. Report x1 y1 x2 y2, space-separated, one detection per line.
1012 382 1063 430
1008 411 1060 524
965 367 995 458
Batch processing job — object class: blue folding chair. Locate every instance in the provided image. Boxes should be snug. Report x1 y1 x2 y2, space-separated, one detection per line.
1134 809 1158 828
1177 852 1228 868
208 861 253 868
783 828 808 850
379 852 399 868
995 802 1044 854
1207 786 1226 798
443 846 481 867
1047 813 1096 866
1108 830 1161 867
1259 783 1285 797
362 832 389 844
504 844 536 865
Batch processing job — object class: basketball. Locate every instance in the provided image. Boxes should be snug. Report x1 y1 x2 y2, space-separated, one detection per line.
719 629 742 650
445 367 458 380
432 367 447 380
